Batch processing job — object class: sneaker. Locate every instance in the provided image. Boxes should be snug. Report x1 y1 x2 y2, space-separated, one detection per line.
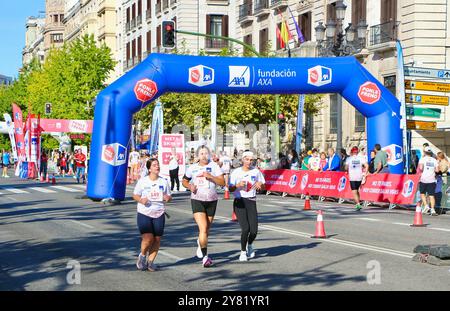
196 239 203 259
239 251 248 262
355 204 362 211
202 256 213 267
5 175 10 178
147 261 158 272
422 206 430 214
247 244 255 258
430 209 438 216
136 254 147 271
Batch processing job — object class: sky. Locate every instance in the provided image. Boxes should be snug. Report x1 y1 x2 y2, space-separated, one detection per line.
0 0 46 79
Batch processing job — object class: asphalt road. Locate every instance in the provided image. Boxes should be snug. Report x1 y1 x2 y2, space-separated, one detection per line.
1 172 450 291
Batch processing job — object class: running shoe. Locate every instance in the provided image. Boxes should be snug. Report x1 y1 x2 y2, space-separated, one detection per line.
430 209 438 216
239 251 248 262
202 256 213 267
196 239 203 259
136 254 147 271
247 244 255 259
147 261 158 272
422 205 430 214
355 204 362 211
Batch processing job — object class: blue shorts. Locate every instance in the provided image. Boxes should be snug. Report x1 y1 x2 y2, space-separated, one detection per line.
137 213 165 236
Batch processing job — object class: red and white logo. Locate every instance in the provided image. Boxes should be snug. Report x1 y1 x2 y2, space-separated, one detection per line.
358 82 381 104
69 120 88 133
103 145 115 162
134 79 158 102
190 69 200 83
310 70 318 83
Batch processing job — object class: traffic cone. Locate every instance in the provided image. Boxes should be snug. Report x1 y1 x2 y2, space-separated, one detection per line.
411 201 427 227
311 210 328 238
127 173 132 185
40 174 44 182
224 187 230 200
51 174 56 185
46 174 49 183
304 196 311 211
231 208 238 222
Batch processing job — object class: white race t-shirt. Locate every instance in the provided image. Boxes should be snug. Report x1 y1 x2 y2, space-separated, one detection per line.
134 176 171 218
230 167 266 199
220 156 232 173
345 155 367 181
168 155 179 170
129 151 140 165
419 156 438 183
309 156 320 171
185 161 224 201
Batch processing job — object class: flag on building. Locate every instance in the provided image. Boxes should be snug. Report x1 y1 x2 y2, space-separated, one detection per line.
276 23 285 49
287 6 305 44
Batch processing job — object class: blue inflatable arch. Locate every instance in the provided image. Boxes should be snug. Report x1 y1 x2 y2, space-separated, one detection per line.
87 54 404 200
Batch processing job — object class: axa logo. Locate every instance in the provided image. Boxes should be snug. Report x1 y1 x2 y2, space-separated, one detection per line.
228 66 250 87
382 144 403 166
308 65 332 87
402 180 415 198
289 174 298 189
188 65 214 87
338 176 347 192
101 143 127 166
300 174 309 190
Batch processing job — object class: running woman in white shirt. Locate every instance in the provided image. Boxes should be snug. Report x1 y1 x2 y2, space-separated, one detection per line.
345 146 369 211
219 151 232 192
418 147 440 216
133 158 172 271
229 151 265 262
129 149 141 180
182 145 225 267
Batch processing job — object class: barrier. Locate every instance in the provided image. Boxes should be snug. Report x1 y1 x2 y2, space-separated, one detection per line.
262 169 420 205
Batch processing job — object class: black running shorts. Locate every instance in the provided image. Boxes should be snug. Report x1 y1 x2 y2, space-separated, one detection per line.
191 199 218 217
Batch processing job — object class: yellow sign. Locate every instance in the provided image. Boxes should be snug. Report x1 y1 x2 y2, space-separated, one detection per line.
405 80 450 92
406 120 437 131
405 93 449 106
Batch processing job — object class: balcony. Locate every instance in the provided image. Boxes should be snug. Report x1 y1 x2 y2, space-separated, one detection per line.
137 15 142 26
254 0 270 17
155 2 162 16
205 38 229 50
130 18 136 29
125 21 131 32
146 9 151 21
170 0 177 7
238 3 255 24
368 20 399 52
270 0 288 10
163 0 169 11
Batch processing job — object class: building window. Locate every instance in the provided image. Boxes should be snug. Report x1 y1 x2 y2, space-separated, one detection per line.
137 36 142 59
381 0 397 23
126 7 130 23
146 31 151 52
259 28 268 55
157 25 161 47
352 0 367 25
384 75 396 97
132 39 136 58
126 42 130 60
205 15 228 48
327 2 337 22
132 3 136 19
53 15 58 23
329 94 337 134
60 14 64 22
355 111 365 132
51 33 63 43
138 0 142 16
243 34 252 55
298 11 312 42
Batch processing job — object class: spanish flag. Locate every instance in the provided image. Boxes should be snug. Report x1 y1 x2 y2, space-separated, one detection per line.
276 23 285 49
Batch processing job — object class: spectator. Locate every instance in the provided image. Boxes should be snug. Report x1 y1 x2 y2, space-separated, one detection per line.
2 150 10 178
418 146 439 216
74 149 87 184
373 144 389 174
339 148 349 171
301 151 311 170
319 152 328 171
168 147 180 192
278 152 290 169
368 150 376 174
60 152 67 177
423 143 436 159
409 150 419 174
308 149 320 171
219 151 232 190
288 149 300 170
40 152 48 179
435 152 449 212
323 148 341 171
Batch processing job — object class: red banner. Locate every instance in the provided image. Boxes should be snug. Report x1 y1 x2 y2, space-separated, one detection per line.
12 103 25 161
262 170 420 205
31 118 93 133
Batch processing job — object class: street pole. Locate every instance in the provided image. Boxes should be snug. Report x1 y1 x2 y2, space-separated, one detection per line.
336 94 342 152
275 95 280 156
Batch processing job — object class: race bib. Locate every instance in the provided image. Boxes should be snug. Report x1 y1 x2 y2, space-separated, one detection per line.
195 176 209 189
147 188 163 202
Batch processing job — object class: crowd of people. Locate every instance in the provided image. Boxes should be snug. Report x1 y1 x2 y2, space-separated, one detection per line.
39 148 88 183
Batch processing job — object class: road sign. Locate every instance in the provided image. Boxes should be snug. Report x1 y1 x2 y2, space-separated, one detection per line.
406 120 437 131
405 80 450 93
405 93 449 106
406 106 441 118
404 66 450 79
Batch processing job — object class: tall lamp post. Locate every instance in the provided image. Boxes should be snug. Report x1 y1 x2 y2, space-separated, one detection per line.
314 0 367 152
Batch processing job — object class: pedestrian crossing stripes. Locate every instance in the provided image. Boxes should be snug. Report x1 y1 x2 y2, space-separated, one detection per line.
29 187 57 193
0 185 84 195
49 186 82 192
2 188 29 194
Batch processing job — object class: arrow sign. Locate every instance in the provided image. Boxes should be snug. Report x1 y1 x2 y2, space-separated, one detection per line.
406 120 437 131
405 66 450 80
405 80 450 93
404 93 449 106
406 107 441 118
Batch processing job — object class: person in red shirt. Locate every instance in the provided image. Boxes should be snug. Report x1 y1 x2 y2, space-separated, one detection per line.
60 153 67 177
40 152 48 179
74 149 86 184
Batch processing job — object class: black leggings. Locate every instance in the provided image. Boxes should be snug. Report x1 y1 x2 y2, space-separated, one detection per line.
169 167 179 191
233 198 258 251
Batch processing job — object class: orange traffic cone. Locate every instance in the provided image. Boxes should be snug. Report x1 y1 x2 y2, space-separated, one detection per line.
231 208 238 222
224 188 230 200
40 174 44 182
304 196 311 210
46 174 49 183
411 201 427 227
311 210 328 238
51 174 56 185
127 174 131 185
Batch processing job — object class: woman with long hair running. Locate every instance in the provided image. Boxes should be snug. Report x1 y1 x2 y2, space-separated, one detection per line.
229 151 265 261
133 158 172 271
182 145 225 268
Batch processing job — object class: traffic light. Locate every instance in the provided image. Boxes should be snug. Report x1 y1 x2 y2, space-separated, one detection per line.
45 103 52 115
162 21 176 49
278 113 286 137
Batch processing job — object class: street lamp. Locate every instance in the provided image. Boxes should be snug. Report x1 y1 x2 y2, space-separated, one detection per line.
314 0 368 152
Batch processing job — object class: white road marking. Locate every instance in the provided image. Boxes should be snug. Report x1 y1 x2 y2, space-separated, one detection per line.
429 227 450 233
2 188 29 194
158 250 184 261
69 220 94 229
392 222 412 226
71 184 87 189
169 206 414 259
355 217 381 222
29 187 57 193
50 186 82 192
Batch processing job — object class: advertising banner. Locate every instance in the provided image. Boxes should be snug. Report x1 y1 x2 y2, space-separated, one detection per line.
12 104 25 161
158 134 185 180
31 119 93 133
